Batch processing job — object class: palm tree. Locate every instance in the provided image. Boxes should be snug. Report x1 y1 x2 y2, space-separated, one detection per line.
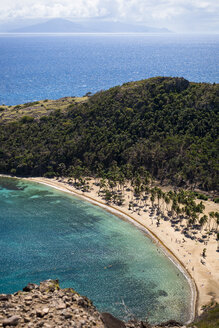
214 212 219 233
103 189 112 204
99 178 107 194
199 215 208 230
72 165 84 185
156 187 163 212
108 179 116 192
150 193 155 208
160 190 166 215
208 211 215 231
118 173 125 193
171 199 178 219
176 206 181 221
164 194 170 213
177 189 186 205
189 212 198 227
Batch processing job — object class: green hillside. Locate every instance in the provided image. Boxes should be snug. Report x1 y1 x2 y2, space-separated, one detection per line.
0 77 218 191
0 96 88 123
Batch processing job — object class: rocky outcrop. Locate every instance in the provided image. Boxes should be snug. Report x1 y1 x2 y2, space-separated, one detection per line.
0 280 103 328
0 280 185 328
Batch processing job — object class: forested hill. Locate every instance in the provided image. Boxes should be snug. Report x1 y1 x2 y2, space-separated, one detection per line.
0 77 218 191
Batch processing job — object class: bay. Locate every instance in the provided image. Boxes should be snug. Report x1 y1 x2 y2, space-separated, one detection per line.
0 177 192 323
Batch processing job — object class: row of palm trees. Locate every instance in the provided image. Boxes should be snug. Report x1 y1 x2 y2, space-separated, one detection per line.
96 174 219 241
65 167 219 242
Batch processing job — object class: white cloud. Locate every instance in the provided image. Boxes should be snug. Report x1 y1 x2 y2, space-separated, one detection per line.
0 0 218 32
1 0 104 18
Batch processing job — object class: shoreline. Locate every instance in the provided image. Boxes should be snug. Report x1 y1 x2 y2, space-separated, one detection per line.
26 177 197 323
1 175 219 323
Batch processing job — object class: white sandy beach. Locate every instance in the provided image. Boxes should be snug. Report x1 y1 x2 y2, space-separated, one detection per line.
24 177 219 321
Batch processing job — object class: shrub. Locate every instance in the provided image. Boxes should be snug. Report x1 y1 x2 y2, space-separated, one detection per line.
194 192 208 201
44 171 56 178
20 116 34 123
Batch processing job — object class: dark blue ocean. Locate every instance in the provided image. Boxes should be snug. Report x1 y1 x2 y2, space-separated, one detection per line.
0 33 218 105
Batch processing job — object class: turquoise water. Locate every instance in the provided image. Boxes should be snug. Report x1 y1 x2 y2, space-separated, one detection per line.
0 34 218 105
0 177 192 323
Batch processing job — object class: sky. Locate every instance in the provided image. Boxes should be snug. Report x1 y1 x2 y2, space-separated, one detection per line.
0 0 218 33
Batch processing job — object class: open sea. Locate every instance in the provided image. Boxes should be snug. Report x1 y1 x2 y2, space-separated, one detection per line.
0 177 192 323
0 33 218 105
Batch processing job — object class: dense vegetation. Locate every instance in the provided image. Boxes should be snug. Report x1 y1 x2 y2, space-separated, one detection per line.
0 77 218 191
190 302 219 328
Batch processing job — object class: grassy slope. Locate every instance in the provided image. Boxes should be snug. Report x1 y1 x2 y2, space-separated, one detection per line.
0 96 88 123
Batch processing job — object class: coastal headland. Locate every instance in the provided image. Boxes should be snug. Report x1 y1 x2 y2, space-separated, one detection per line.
0 77 218 324
0 279 191 328
24 176 219 321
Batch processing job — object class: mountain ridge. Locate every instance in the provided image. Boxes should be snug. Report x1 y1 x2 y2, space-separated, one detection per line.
8 18 171 33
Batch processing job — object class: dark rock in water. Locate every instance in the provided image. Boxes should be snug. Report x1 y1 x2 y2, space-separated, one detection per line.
157 290 168 297
101 312 126 328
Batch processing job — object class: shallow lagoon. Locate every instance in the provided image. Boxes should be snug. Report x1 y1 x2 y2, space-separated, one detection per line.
0 177 192 323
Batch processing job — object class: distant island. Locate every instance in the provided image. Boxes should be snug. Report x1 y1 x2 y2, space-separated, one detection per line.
7 18 171 33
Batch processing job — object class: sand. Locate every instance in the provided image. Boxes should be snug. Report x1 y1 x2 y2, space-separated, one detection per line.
2 175 219 321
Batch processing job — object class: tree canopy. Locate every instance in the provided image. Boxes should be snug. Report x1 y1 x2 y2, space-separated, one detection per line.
0 77 218 191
